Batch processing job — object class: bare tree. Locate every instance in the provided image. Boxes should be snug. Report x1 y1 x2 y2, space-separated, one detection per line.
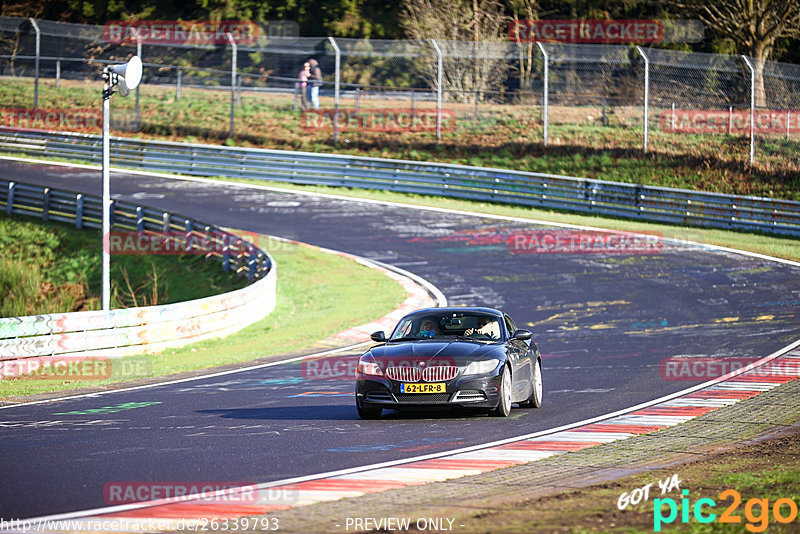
507 0 541 91
676 0 800 106
401 0 510 101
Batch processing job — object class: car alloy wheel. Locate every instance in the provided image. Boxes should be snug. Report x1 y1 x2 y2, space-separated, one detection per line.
491 365 512 417
531 358 543 408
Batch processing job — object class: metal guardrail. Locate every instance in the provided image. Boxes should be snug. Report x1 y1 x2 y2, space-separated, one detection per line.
0 178 276 360
1 127 799 237
1 179 271 281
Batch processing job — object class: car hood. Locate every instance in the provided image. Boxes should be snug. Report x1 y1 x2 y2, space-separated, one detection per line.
369 340 501 367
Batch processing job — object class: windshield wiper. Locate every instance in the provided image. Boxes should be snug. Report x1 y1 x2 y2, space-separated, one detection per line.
388 336 425 342
447 335 494 343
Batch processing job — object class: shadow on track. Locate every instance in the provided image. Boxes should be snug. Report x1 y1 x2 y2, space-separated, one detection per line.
198 405 506 422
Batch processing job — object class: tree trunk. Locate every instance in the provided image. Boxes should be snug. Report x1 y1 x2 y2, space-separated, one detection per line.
751 43 768 108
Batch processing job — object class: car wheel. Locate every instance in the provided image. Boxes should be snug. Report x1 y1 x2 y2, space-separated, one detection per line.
490 365 512 417
520 358 543 408
356 395 382 420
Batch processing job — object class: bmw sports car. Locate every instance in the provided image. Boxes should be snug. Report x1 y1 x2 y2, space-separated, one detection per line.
355 307 543 419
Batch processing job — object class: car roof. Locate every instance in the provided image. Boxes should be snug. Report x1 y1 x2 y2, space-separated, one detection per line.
402 307 505 318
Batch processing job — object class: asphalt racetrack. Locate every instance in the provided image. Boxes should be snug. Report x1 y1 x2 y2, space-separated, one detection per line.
1 159 799 519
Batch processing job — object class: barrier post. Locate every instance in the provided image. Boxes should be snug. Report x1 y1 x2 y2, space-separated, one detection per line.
636 46 649 153
226 32 237 138
29 18 40 109
328 37 341 143
535 42 548 146
741 55 755 164
431 39 443 143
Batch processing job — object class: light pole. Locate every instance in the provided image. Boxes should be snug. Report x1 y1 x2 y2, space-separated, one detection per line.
101 55 142 311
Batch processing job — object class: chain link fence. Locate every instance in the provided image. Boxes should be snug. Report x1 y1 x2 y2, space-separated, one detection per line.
1 16 798 171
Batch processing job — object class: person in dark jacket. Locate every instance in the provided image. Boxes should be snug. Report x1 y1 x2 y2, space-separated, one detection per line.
307 58 322 110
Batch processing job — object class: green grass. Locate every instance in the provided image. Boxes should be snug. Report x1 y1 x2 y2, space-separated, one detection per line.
0 214 246 315
0 235 407 399
2 77 798 200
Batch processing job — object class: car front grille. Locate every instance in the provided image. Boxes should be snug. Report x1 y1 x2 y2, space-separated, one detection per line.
385 365 458 382
385 366 421 382
395 393 451 403
422 365 458 381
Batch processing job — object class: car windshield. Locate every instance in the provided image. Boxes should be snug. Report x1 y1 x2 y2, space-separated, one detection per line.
389 312 502 341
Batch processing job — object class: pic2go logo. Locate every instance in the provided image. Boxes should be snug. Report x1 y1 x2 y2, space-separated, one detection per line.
654 489 799 532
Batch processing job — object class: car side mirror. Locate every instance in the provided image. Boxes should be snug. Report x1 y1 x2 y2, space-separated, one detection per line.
370 331 386 343
512 329 532 341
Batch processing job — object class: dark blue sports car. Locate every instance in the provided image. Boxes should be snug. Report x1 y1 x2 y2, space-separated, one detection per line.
355 307 543 419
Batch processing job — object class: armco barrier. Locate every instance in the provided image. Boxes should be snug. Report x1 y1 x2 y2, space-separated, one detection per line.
0 180 276 360
1 127 799 236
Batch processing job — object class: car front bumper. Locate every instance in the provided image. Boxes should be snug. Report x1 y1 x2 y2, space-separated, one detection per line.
356 374 503 410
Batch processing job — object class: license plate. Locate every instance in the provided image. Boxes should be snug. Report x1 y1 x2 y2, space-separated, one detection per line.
400 382 445 394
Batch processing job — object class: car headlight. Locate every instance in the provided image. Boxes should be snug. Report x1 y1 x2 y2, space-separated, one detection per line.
356 355 383 377
463 359 500 376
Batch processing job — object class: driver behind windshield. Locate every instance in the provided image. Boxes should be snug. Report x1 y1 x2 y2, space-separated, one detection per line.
463 316 500 340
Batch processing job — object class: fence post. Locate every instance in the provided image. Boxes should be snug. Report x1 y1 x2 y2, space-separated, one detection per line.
728 106 733 135
636 46 649 153
328 37 341 143
225 32 237 138
76 193 84 229
42 187 50 221
56 58 61 89
133 28 142 130
671 102 675 131
176 68 182 100
535 42 548 146
29 18 40 109
7 182 15 215
741 55 755 164
431 39 443 143
185 219 193 253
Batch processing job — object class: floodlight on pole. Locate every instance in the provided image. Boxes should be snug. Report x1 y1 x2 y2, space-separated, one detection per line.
101 55 142 311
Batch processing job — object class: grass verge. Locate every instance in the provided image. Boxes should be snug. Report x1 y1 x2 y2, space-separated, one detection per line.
454 426 800 533
0 236 407 399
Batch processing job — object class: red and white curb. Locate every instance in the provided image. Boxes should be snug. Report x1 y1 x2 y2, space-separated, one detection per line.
22 349 800 532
